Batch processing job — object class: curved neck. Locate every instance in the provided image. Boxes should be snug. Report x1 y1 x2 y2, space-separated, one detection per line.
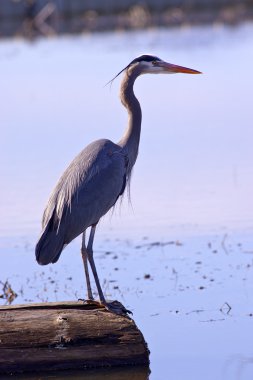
118 67 142 171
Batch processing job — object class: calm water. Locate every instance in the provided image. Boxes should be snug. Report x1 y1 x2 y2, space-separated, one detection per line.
1 23 253 379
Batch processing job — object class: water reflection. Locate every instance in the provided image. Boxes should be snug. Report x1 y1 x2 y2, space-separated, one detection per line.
7 366 150 380
1 22 253 380
223 356 253 380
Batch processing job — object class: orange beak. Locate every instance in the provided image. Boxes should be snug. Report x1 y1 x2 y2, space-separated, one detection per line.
158 61 202 74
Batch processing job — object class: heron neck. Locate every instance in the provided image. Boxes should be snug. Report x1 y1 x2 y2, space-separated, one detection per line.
118 69 142 171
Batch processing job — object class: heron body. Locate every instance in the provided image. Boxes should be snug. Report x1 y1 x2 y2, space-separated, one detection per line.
36 139 128 265
36 54 200 311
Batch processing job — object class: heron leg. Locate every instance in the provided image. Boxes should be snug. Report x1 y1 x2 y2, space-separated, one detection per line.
81 232 94 300
87 224 106 304
85 225 131 316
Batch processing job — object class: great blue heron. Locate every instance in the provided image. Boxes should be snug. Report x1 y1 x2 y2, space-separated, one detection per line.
36 54 201 313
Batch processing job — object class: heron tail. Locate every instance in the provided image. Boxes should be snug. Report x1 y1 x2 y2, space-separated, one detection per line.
35 214 65 265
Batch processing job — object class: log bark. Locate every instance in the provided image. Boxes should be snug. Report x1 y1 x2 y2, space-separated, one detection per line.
0 301 149 374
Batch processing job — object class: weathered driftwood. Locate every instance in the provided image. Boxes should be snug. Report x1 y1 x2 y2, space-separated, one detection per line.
0 301 149 374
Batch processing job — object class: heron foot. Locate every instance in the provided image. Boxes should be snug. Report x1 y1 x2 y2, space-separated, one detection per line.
103 300 133 317
82 299 103 308
79 299 132 316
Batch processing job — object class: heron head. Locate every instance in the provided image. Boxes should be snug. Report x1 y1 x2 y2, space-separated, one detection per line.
107 54 201 86
127 54 202 75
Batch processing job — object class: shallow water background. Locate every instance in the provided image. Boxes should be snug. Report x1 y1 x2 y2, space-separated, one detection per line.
1 23 253 379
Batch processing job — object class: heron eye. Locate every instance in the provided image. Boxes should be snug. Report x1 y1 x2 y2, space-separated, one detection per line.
152 61 158 66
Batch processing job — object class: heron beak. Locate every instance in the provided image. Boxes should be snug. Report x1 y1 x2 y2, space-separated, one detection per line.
158 61 202 74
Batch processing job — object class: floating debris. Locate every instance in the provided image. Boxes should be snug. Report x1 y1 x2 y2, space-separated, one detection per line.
186 309 205 315
220 302 232 315
221 233 229 254
200 318 225 323
135 240 183 250
0 280 18 304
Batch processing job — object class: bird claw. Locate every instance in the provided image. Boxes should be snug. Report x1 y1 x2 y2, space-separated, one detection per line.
104 300 133 317
80 299 104 308
80 298 132 317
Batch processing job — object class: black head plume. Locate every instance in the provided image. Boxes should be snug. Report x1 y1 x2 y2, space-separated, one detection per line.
129 54 162 65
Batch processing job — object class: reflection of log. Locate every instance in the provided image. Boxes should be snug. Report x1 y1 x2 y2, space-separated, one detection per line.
19 366 150 380
0 301 149 374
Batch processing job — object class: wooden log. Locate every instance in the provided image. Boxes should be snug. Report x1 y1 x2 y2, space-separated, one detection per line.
0 301 149 374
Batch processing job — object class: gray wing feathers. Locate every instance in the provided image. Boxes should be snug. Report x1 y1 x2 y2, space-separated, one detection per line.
42 140 110 230
36 139 127 265
36 211 66 265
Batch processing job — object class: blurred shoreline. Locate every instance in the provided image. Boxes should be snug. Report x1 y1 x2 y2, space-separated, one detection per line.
0 0 253 38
